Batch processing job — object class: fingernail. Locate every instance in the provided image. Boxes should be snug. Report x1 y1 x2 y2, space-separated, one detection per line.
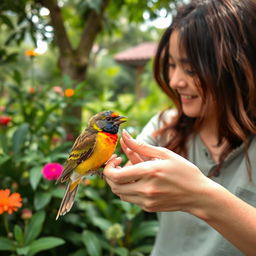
122 129 129 137
123 129 133 139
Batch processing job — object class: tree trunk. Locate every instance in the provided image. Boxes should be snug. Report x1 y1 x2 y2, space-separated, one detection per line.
39 0 110 137
59 55 88 136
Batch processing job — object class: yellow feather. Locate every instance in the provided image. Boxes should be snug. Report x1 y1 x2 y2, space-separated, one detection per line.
75 132 117 174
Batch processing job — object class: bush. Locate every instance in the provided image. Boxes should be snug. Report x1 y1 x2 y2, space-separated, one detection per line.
0 55 169 255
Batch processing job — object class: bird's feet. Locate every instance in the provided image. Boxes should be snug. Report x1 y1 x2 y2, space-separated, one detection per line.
90 170 105 179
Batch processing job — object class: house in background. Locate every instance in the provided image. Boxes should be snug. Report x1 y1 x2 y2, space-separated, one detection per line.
114 42 157 98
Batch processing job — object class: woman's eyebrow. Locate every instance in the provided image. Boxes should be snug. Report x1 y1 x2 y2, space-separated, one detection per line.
169 54 190 64
180 57 191 64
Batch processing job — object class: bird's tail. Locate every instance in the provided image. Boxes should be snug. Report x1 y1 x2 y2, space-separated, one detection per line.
56 179 81 220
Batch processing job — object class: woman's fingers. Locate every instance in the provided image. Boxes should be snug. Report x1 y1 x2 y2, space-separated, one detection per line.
122 130 172 159
120 138 145 164
104 159 158 184
105 155 122 168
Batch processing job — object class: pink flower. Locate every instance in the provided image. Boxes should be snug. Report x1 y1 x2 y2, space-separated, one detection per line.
42 163 63 181
52 86 64 96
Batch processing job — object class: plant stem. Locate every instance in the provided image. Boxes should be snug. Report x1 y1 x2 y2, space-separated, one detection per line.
31 57 35 88
3 212 10 234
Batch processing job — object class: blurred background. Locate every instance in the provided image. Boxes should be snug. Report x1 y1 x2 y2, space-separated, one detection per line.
0 0 186 255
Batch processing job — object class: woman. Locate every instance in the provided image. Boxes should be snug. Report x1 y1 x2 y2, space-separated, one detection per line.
104 0 256 255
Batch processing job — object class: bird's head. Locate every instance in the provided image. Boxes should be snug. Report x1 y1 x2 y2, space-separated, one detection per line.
88 111 127 134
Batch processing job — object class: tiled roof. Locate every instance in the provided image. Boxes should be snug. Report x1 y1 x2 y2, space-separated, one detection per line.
114 42 158 65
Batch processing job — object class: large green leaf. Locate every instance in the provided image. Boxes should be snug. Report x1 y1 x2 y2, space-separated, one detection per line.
51 186 65 198
12 123 29 156
0 154 10 166
29 166 42 190
81 230 102 256
34 191 52 210
0 131 8 154
131 221 159 241
16 246 30 255
68 248 88 256
27 237 65 256
0 237 16 251
132 245 154 254
14 225 24 244
114 247 129 256
90 216 112 231
24 211 45 245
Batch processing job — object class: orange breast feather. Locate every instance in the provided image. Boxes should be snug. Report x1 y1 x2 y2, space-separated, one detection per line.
75 132 118 174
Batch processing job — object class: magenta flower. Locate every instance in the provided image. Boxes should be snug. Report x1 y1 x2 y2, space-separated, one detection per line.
42 163 63 181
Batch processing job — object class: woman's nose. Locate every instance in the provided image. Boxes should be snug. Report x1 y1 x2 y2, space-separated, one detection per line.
169 68 186 89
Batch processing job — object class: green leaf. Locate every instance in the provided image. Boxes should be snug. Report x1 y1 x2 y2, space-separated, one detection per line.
90 216 111 231
27 237 65 256
51 186 65 198
0 237 16 251
34 103 60 132
16 246 30 255
25 211 45 245
29 166 42 190
12 69 22 86
0 14 14 29
0 154 10 166
63 230 84 246
81 230 101 256
68 248 88 256
14 225 24 244
12 123 29 156
132 245 154 254
131 221 159 241
0 131 8 153
34 191 52 210
113 200 141 220
84 187 101 200
114 247 129 256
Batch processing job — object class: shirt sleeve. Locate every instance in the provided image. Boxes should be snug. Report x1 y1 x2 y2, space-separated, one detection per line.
136 114 161 146
136 109 177 147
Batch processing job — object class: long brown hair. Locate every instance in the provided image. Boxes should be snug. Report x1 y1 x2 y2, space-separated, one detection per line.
153 0 256 180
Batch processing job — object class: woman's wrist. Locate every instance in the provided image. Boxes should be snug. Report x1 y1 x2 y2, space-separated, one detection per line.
187 178 225 221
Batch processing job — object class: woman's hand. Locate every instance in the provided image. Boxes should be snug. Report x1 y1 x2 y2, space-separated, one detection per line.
104 130 216 216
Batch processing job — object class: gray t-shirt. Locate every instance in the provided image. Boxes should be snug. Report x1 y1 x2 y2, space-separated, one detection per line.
137 110 256 256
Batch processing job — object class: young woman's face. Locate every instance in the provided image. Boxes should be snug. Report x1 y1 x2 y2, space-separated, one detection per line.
168 30 203 118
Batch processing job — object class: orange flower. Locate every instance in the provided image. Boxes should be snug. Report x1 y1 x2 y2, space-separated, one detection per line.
83 179 92 186
65 88 75 97
25 49 39 57
28 87 36 94
0 189 22 214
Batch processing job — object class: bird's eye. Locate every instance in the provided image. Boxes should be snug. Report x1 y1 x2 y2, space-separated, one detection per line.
106 117 112 121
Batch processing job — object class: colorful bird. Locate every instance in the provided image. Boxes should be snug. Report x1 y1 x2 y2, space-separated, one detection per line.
56 111 127 220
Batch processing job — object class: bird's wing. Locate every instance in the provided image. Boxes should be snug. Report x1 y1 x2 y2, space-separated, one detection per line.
56 130 97 183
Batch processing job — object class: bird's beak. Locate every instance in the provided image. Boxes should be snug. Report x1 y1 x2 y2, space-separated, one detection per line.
114 116 128 125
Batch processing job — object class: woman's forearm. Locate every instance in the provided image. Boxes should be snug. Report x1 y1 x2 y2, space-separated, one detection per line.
191 182 256 255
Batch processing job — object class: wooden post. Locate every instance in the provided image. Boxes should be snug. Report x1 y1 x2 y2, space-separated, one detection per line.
135 65 145 98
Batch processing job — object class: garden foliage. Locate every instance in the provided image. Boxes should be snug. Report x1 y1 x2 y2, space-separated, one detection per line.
0 49 170 255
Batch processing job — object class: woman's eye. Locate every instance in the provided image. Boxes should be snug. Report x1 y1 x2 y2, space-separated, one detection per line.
168 63 175 68
185 69 196 76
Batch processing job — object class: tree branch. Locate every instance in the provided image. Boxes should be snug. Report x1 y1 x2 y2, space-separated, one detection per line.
38 0 72 56
76 0 110 61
